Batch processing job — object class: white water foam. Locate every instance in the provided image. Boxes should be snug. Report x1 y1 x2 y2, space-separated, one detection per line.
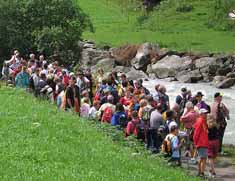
143 79 235 144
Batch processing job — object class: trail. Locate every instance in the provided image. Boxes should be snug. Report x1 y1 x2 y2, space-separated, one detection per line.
182 156 235 180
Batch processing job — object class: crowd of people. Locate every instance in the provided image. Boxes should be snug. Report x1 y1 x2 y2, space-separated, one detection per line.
1 50 231 178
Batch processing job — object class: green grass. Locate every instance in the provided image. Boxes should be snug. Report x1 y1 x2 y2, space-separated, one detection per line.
77 0 235 53
0 86 199 180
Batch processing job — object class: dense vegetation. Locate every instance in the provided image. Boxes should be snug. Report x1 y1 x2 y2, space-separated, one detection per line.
0 0 92 65
78 0 235 53
0 86 199 180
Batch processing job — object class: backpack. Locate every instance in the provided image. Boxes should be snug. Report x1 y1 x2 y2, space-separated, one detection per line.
118 114 128 128
142 106 153 123
101 107 113 123
161 134 175 156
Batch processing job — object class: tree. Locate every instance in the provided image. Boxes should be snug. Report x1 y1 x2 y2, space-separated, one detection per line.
0 0 93 65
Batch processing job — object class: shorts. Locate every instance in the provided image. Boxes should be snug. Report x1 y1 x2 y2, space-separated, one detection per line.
197 147 208 158
208 140 219 158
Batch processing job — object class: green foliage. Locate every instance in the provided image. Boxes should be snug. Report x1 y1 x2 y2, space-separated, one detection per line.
208 0 235 31
0 86 200 180
0 0 93 65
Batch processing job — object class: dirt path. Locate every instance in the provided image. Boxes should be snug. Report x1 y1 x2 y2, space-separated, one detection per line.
182 156 235 180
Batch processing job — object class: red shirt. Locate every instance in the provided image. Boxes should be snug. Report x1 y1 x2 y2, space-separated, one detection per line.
193 116 209 148
119 97 131 106
125 118 139 137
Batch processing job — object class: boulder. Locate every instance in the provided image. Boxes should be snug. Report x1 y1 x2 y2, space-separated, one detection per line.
131 42 160 71
126 68 148 80
80 48 110 69
111 45 140 66
147 55 192 79
216 78 235 89
91 58 116 73
176 69 203 83
195 57 217 69
112 66 132 74
216 67 232 76
226 72 235 78
213 76 226 85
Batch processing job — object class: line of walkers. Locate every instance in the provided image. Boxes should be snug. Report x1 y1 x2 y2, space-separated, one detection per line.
2 50 231 178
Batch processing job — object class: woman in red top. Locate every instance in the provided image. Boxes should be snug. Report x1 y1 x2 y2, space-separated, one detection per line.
193 108 209 177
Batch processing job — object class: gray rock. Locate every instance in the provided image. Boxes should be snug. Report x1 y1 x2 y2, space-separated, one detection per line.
213 76 226 85
112 66 131 73
91 58 116 73
176 69 203 83
126 68 148 80
216 78 235 89
226 72 235 78
148 55 192 78
195 57 217 69
83 43 96 49
216 67 232 76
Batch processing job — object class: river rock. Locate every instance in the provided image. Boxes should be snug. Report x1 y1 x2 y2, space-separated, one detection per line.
147 55 192 79
216 67 232 76
226 72 235 78
216 78 235 89
112 66 132 73
213 76 226 84
131 43 159 71
91 58 116 73
176 69 203 83
126 68 148 80
195 57 217 69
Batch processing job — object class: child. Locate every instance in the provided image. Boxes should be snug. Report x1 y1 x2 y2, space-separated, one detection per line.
167 125 181 166
89 101 100 120
207 114 220 178
125 111 140 137
80 97 90 118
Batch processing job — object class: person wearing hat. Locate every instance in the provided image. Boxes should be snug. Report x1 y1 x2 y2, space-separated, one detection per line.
193 108 209 177
211 92 230 154
195 92 210 112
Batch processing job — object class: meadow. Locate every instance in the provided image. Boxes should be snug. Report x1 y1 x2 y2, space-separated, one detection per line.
77 0 235 53
0 86 199 180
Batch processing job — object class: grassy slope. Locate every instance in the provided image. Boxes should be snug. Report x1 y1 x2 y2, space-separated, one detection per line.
78 0 235 53
0 87 198 180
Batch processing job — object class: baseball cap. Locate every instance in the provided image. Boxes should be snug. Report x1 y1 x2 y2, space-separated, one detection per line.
214 92 223 98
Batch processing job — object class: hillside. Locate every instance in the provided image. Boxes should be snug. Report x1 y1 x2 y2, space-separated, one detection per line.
78 0 235 53
0 86 199 180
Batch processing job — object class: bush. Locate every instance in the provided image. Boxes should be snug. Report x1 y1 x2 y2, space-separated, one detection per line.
0 0 93 65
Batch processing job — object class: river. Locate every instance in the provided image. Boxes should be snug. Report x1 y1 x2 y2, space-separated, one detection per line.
143 79 235 145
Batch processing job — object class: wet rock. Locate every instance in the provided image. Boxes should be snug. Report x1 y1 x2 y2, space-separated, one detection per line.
147 55 192 79
216 67 232 76
176 69 203 83
216 78 235 89
126 68 148 80
226 72 235 78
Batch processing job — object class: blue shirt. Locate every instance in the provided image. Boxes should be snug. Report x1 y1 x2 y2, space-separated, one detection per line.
111 112 127 126
171 136 180 158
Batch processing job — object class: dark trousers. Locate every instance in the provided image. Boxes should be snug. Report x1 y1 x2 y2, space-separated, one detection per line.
147 128 161 151
218 123 227 153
